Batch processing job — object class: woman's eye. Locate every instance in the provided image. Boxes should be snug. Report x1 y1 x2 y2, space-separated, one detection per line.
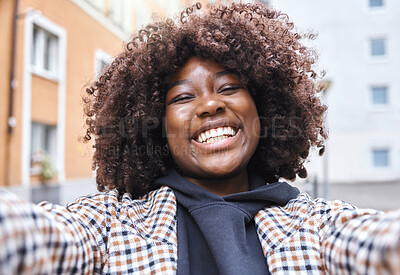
219 86 243 95
169 95 194 104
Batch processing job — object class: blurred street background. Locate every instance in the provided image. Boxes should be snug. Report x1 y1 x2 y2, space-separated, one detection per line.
0 0 399 210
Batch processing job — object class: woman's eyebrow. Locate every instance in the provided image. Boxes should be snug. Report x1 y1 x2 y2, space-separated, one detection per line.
168 79 192 90
213 70 236 79
168 70 236 90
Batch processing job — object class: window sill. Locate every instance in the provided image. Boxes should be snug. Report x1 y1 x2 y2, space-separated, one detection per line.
30 166 41 175
371 166 391 170
366 7 387 14
366 106 391 112
367 57 389 64
31 67 60 82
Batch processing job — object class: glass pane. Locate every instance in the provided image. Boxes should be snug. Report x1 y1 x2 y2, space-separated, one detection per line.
85 0 106 12
44 126 51 152
373 149 389 167
371 87 388 105
32 27 38 66
43 32 58 73
32 26 58 74
99 60 108 74
370 38 386 56
369 0 383 7
44 35 51 70
109 0 124 26
31 122 57 166
31 123 45 165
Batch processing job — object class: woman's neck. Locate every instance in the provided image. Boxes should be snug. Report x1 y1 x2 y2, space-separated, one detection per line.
183 170 249 197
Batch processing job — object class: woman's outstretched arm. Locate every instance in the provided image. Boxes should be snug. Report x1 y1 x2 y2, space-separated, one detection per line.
320 200 400 274
0 190 103 274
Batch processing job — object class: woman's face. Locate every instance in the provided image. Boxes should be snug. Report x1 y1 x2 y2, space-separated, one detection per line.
165 56 260 181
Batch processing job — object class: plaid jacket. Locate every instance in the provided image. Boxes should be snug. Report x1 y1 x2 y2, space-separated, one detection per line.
1 186 400 274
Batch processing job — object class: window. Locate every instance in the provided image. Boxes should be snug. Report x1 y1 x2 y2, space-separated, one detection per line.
109 0 124 28
83 0 131 32
369 0 384 8
84 0 106 12
97 59 109 75
31 122 57 174
370 38 386 57
95 49 112 76
372 149 389 167
32 25 59 77
371 86 388 105
134 3 151 30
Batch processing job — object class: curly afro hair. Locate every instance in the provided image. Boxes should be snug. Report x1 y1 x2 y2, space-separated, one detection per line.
83 2 327 198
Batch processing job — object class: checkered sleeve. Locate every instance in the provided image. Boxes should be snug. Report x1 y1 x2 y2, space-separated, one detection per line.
0 190 102 274
319 199 400 274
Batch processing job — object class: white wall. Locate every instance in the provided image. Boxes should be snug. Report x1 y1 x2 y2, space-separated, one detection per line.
269 0 400 183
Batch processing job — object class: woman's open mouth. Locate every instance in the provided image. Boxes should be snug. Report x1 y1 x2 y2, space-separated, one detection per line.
194 126 239 144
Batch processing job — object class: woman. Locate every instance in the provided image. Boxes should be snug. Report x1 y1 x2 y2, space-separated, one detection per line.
1 2 400 274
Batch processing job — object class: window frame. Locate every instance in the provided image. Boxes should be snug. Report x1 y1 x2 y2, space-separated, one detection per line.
365 0 387 14
30 17 65 82
84 0 107 12
22 12 67 186
31 25 60 80
108 0 125 29
71 0 131 36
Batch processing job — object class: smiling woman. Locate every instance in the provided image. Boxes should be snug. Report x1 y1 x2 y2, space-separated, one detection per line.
165 57 261 195
1 2 400 275
83 2 327 199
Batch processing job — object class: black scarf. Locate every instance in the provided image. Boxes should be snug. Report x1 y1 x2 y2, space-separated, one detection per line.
155 170 299 275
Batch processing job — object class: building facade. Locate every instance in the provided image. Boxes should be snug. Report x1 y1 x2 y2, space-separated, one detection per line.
269 0 400 185
0 0 194 204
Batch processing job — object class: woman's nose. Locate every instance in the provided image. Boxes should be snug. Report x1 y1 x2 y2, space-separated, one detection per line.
195 95 226 117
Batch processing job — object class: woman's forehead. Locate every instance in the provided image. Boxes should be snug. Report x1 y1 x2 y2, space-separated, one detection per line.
170 57 223 79
168 57 242 85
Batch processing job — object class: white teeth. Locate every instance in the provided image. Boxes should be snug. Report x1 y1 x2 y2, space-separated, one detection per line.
195 126 237 144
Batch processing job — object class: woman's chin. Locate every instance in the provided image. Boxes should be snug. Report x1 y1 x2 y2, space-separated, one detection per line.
196 161 246 179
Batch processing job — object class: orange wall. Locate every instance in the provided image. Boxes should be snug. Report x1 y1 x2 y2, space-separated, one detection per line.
31 75 58 125
2 0 124 186
60 2 124 179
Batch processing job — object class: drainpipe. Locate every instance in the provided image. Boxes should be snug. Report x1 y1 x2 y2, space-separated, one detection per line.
5 0 20 186
9 0 19 134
